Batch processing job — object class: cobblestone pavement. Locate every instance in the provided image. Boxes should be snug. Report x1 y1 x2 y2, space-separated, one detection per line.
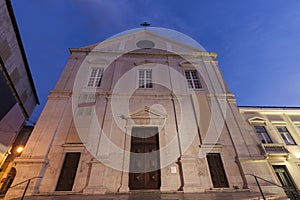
4 192 286 200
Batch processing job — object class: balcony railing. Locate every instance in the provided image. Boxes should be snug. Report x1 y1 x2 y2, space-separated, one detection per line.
259 143 290 158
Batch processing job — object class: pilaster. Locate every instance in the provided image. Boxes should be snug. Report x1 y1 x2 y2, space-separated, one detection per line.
181 155 204 192
83 160 107 194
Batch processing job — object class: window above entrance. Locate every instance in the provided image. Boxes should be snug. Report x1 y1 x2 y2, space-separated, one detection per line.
138 69 152 88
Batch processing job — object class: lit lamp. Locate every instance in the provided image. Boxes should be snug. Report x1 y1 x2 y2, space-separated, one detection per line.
16 146 24 154
294 153 300 160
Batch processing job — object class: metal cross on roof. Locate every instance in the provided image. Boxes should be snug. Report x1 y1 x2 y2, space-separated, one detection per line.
140 22 150 29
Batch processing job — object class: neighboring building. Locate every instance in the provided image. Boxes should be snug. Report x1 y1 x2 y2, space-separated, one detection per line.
5 28 298 199
0 125 34 195
0 0 39 192
239 106 300 199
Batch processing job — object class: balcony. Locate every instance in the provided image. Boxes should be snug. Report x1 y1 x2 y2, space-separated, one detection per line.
259 143 290 159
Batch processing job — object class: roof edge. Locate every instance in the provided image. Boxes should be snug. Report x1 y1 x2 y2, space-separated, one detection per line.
238 105 300 110
5 0 39 105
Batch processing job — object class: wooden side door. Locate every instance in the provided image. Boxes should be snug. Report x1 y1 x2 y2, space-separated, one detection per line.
55 152 81 191
207 153 229 188
129 127 160 190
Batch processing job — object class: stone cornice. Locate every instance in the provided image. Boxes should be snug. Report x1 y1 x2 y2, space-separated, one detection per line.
48 90 72 99
14 156 48 164
239 106 300 115
50 90 210 100
72 92 207 99
69 48 218 59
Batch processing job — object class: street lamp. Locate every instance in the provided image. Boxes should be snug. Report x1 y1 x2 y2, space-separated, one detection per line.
294 153 300 159
16 146 24 154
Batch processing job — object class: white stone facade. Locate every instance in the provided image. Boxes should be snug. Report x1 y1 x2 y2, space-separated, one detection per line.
5 29 293 199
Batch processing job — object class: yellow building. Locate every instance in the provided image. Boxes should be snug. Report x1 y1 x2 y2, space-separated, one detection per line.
239 106 300 198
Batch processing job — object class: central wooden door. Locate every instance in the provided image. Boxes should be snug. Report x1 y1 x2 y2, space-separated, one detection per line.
129 127 161 190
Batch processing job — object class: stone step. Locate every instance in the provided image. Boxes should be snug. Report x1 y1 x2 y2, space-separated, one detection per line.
1 192 289 200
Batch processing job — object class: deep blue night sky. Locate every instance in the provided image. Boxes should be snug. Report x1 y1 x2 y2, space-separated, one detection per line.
11 0 300 122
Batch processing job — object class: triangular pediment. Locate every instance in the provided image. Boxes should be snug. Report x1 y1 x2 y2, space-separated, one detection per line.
179 60 200 67
130 106 166 118
74 29 207 53
248 116 267 124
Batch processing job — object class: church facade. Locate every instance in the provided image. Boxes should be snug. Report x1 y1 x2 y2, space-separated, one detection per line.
5 28 299 199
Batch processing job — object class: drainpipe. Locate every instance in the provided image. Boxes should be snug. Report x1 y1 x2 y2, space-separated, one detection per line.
171 94 184 191
33 94 70 193
189 94 203 144
167 56 184 191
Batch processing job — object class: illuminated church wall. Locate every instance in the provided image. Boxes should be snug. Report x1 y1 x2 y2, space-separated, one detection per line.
6 28 292 198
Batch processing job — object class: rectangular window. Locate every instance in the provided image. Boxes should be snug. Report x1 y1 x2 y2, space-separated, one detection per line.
139 69 152 88
185 70 201 89
254 126 273 144
88 68 103 87
277 127 296 145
